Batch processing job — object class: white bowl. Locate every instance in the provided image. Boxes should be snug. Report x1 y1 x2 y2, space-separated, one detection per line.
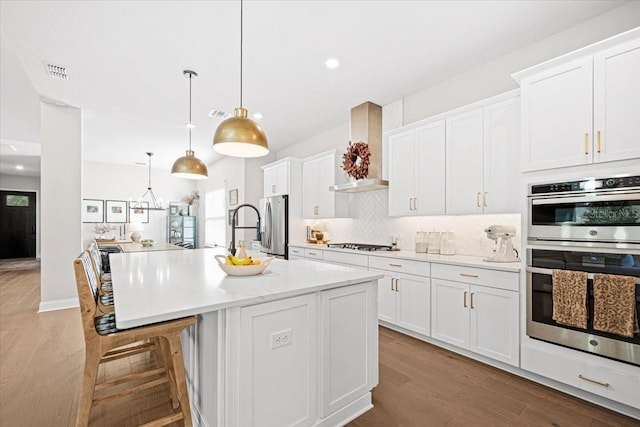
214 255 274 276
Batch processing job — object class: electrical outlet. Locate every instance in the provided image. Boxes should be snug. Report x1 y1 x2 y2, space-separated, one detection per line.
271 329 292 349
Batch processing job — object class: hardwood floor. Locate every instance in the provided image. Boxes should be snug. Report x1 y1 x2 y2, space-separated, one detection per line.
1 269 637 426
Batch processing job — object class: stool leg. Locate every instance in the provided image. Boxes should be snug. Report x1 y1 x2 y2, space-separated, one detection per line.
76 346 102 427
157 337 180 409
165 334 193 427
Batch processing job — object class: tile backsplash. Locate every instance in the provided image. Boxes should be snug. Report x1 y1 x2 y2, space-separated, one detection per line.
307 190 521 257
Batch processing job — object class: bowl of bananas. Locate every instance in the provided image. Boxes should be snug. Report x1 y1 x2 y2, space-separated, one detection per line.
214 254 274 276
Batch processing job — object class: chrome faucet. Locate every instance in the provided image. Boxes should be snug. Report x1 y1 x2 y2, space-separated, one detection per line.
229 204 261 256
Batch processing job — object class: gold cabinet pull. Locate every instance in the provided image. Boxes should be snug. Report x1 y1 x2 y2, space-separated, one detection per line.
476 192 481 207
578 374 609 388
413 198 417 211
389 263 402 268
470 293 475 309
409 198 412 211
308 252 316 256
597 130 601 153
390 278 395 292
483 192 488 207
463 291 468 308
460 273 478 278
395 278 399 292
584 133 589 155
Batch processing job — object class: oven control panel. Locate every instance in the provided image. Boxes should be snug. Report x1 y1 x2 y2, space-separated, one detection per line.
530 175 640 194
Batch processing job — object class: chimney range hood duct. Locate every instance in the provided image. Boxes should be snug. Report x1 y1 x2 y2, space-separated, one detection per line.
330 101 388 193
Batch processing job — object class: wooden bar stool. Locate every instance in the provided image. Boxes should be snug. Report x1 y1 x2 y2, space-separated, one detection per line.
74 251 195 426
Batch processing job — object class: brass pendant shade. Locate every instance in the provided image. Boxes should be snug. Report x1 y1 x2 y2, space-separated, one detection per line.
212 0 269 158
172 70 208 179
171 149 209 179
212 107 269 158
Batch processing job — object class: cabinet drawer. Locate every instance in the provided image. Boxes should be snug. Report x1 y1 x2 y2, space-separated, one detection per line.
304 248 324 260
368 256 430 277
431 263 518 292
322 251 368 268
521 345 640 409
289 246 305 258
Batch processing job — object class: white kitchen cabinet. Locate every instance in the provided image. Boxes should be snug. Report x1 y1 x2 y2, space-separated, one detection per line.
261 157 301 197
388 120 445 216
431 264 519 366
519 37 640 171
302 150 349 219
237 294 318 427
522 345 640 409
320 283 378 417
370 256 431 336
445 96 520 215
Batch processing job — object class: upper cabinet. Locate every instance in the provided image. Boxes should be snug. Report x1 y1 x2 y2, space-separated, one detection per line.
518 34 640 171
261 157 301 197
302 150 349 219
446 96 520 215
388 120 445 217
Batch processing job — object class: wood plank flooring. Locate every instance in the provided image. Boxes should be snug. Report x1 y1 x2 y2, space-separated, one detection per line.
1 268 637 426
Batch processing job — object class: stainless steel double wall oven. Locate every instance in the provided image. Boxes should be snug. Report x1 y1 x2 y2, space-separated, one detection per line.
527 175 640 365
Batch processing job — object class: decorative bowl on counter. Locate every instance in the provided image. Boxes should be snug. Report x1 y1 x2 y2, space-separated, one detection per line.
214 255 274 276
140 239 155 247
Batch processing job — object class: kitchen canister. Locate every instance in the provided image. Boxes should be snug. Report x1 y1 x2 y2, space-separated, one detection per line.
415 231 428 253
427 232 441 254
440 232 456 255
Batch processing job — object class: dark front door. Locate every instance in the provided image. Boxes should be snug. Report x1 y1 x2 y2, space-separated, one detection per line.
0 191 37 259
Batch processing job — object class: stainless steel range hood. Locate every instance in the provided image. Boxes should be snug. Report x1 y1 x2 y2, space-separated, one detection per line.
330 101 388 193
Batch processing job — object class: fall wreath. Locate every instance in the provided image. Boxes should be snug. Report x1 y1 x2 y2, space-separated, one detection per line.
342 141 370 180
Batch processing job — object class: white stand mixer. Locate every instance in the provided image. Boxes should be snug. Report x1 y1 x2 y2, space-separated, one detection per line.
483 225 520 263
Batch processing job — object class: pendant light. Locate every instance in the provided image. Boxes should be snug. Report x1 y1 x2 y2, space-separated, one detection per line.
172 70 209 179
212 0 269 158
133 152 167 210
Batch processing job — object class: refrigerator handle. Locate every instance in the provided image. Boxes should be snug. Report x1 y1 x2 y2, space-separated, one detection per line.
265 201 273 249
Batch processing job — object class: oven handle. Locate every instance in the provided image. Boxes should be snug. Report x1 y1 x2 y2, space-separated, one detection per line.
527 266 640 284
531 192 639 205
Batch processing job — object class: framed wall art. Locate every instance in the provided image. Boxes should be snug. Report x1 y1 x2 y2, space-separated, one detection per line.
229 188 238 206
105 200 128 223
129 201 149 223
82 199 104 223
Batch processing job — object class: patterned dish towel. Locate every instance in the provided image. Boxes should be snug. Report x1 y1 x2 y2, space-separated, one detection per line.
552 270 588 329
593 273 639 338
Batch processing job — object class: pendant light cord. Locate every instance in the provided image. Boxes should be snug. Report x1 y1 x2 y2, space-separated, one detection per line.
240 0 243 109
147 153 152 189
188 73 192 151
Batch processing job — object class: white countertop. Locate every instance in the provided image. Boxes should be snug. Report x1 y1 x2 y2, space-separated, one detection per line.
109 248 383 329
289 243 521 273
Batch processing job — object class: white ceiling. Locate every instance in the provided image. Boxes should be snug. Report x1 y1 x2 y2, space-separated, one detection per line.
0 0 629 177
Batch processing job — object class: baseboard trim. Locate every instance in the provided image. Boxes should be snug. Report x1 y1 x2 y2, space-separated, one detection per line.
38 298 78 313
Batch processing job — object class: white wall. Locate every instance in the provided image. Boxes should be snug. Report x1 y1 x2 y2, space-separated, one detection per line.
39 102 81 312
82 160 195 247
0 173 41 257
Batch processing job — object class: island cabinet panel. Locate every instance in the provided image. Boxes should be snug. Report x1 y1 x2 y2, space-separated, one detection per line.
319 283 378 417
236 294 318 427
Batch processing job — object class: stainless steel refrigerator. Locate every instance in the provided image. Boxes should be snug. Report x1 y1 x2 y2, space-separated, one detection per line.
260 194 289 259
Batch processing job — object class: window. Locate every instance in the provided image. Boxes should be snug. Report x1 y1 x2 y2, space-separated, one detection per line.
204 188 226 247
6 195 29 207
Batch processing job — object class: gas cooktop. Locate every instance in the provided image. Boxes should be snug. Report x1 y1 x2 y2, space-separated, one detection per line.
326 243 396 251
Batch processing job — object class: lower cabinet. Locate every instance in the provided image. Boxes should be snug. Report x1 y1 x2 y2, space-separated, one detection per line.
431 264 519 367
522 345 640 409
374 270 430 336
221 281 378 427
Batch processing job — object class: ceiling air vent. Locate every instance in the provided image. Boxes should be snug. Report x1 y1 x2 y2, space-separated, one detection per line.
45 63 69 80
208 110 231 120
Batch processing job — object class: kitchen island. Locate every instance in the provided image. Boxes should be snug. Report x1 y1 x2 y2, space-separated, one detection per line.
109 248 383 427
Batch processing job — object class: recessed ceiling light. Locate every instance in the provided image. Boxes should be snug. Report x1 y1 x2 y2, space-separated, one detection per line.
252 112 263 120
16 165 24 170
325 58 340 69
185 122 195 129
